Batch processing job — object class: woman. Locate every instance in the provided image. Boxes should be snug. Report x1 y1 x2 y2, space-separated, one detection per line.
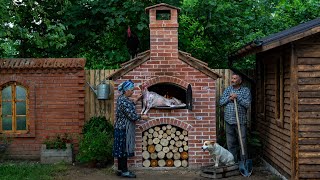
112 80 148 178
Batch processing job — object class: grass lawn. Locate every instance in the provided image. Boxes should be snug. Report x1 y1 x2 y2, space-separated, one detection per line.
0 161 68 180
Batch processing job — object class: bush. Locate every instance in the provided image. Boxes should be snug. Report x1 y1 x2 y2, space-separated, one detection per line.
76 116 114 165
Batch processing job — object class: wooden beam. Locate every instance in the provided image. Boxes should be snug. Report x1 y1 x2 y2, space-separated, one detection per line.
290 43 299 180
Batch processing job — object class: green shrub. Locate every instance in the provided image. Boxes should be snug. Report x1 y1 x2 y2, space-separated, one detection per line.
77 116 114 164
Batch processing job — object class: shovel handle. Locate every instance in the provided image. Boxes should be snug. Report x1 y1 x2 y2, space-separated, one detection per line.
234 99 245 156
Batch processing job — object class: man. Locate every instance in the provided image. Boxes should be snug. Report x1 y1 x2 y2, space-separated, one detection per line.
219 73 251 162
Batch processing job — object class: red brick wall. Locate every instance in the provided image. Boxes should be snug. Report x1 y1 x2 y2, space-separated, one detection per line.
114 61 217 168
149 8 179 60
0 59 85 160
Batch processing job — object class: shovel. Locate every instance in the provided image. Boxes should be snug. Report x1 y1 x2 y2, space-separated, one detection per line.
234 99 253 177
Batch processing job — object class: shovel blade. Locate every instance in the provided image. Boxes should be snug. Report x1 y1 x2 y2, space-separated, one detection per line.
239 159 253 177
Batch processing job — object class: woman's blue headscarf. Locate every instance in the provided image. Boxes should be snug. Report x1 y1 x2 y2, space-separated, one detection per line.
118 80 134 94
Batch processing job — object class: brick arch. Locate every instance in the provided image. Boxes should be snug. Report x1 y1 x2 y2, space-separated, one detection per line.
141 76 189 89
0 75 36 88
137 117 193 133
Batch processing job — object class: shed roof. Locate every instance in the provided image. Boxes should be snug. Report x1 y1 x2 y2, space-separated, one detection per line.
229 17 320 59
106 50 221 81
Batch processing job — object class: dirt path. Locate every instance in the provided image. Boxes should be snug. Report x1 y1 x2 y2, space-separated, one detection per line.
54 165 278 180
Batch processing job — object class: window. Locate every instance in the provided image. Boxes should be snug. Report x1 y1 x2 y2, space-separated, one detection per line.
0 82 28 133
275 57 284 128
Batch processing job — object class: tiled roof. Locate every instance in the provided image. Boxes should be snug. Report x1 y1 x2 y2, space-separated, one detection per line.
0 58 86 69
107 50 221 80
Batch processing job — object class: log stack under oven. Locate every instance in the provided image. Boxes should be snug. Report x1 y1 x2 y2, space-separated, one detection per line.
142 124 189 167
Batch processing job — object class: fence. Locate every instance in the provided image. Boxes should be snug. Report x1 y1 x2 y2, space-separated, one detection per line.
84 69 253 130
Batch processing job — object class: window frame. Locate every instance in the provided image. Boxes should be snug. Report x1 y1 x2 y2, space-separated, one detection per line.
0 82 29 134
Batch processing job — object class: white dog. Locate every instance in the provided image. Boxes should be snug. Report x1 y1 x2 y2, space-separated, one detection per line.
201 141 235 167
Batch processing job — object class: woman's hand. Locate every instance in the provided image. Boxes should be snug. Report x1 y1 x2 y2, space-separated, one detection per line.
141 114 148 120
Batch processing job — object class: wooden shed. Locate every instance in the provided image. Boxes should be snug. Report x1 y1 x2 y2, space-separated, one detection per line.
229 18 320 180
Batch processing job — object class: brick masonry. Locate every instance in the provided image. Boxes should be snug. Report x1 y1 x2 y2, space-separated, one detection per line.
113 4 217 168
0 58 85 160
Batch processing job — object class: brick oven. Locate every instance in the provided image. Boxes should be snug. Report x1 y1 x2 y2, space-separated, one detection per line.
108 3 220 168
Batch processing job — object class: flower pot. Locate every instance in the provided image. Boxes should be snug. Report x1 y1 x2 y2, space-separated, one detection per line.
40 143 73 164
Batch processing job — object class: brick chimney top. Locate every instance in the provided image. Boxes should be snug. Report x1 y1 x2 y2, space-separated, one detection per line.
145 3 180 13
146 3 180 61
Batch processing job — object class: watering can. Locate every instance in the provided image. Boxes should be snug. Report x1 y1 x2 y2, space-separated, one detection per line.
86 80 111 100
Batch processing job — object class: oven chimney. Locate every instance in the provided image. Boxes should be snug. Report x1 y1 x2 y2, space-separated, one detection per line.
146 4 180 61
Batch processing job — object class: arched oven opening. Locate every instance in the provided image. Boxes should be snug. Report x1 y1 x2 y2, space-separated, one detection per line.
147 83 192 110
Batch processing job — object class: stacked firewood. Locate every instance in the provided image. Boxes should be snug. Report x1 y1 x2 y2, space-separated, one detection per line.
142 124 189 167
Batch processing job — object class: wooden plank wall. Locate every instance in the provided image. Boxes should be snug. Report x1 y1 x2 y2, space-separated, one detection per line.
256 51 292 178
84 69 117 123
296 40 320 179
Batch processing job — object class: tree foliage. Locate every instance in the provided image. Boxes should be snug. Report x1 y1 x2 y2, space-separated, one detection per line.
0 0 319 69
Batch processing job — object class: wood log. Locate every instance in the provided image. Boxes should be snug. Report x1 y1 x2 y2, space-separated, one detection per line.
154 126 161 131
166 152 173 159
144 131 149 136
166 129 172 135
175 140 182 147
176 131 181 135
160 138 169 146
162 133 168 138
174 136 179 141
167 124 172 129
158 134 163 139
151 159 158 167
179 147 184 152
169 145 174 150
143 160 150 167
158 159 166 167
171 133 175 138
148 134 153 139
181 152 188 160
182 141 187 146
170 140 175 145
159 130 164 135
143 136 147 141
143 146 147 151
148 128 154 134
181 160 188 167
184 136 188 141
174 160 181 167
179 134 184 140
158 151 165 159
153 131 159 138
173 152 181 160
148 145 155 153
150 153 157 160
171 127 176 134
166 159 174 167
166 136 171 140
183 145 189 151
182 130 188 135
163 147 170 153
155 144 162 152
142 140 148 147
148 139 153 145
162 126 167 131
142 150 150 160
153 138 160 144
172 147 178 153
